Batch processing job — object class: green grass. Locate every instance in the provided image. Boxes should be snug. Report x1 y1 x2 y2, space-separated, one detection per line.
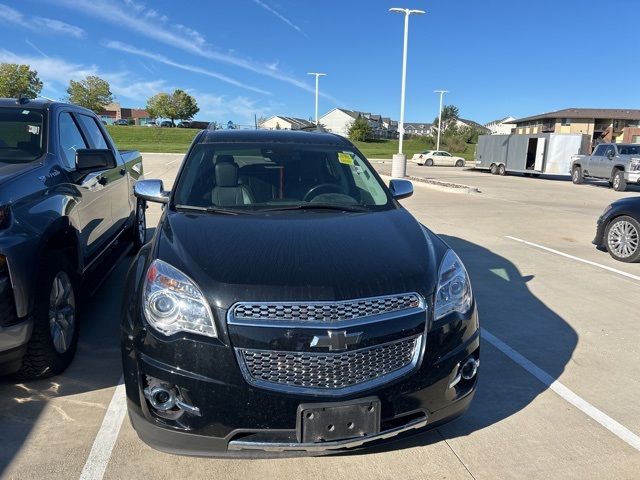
106 125 199 153
106 126 477 161
353 138 477 161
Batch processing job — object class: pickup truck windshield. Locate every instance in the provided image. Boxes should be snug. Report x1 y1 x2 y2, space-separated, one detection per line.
0 108 45 162
173 144 392 211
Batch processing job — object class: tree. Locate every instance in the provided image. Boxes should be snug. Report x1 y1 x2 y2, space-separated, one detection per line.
67 75 113 113
145 89 199 125
275 122 281 130
433 104 460 132
348 116 373 142
0 64 43 99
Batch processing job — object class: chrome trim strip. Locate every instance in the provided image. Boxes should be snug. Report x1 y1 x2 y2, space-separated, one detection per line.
228 415 428 452
227 292 426 329
235 334 423 397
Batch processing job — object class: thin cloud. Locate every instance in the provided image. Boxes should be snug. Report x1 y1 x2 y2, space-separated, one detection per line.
32 17 86 39
0 4 86 38
25 39 49 58
252 0 307 38
105 41 272 96
50 0 334 99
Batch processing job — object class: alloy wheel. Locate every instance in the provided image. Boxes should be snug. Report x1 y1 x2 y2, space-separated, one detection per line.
48 272 76 354
608 220 639 258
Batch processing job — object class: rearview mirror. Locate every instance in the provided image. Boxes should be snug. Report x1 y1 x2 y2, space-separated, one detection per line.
389 179 413 200
134 179 169 204
76 149 116 171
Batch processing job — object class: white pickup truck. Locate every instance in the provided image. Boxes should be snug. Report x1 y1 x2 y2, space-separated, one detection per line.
571 143 640 191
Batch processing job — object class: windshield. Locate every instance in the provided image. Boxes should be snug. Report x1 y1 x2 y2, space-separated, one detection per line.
173 144 392 212
0 108 45 162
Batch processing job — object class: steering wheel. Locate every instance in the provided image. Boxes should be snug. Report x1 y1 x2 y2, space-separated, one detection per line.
303 183 343 202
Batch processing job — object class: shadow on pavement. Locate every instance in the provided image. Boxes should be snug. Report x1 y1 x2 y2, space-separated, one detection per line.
0 240 146 475
357 234 578 454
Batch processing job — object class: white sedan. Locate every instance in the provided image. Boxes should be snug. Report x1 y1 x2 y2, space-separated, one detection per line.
410 150 465 167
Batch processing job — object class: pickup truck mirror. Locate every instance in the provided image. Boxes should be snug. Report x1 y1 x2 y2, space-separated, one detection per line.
389 179 413 200
607 150 615 160
76 149 116 171
134 179 169 204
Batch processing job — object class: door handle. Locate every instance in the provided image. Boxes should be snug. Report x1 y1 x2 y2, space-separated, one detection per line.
98 176 108 186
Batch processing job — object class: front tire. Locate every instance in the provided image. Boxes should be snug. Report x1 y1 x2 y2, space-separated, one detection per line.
572 166 583 184
612 170 627 192
14 256 79 380
605 216 640 262
455 160 464 167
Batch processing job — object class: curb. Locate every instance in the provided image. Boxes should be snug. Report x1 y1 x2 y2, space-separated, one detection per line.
378 173 481 194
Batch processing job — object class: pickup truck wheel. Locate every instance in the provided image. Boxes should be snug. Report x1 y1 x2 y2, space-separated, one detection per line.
572 166 583 184
612 170 627 191
490 164 498 175
132 200 147 251
605 216 640 262
497 164 506 176
14 257 78 379
425 159 434 166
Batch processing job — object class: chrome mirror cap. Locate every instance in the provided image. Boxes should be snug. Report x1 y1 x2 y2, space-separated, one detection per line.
389 179 413 200
134 179 169 204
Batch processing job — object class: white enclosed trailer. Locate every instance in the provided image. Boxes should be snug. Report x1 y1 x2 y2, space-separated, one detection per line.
475 133 590 176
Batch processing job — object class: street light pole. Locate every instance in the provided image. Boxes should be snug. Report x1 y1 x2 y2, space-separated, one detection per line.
434 89 448 151
389 7 425 178
307 72 326 125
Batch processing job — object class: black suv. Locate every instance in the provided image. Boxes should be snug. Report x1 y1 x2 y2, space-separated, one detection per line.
122 130 479 455
0 97 145 379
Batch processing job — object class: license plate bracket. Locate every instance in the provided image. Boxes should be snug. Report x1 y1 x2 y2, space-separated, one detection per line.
297 397 381 443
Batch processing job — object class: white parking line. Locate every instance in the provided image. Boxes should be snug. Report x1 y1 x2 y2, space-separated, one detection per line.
505 236 640 282
482 328 640 452
79 377 127 480
166 159 179 165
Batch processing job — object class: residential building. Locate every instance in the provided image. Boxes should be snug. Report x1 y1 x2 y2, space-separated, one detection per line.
456 118 492 134
404 122 433 136
508 108 640 146
259 115 315 131
99 102 152 125
484 116 515 135
319 108 398 138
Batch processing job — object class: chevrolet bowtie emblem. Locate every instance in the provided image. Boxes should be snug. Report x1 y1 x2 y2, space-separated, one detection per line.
310 330 363 351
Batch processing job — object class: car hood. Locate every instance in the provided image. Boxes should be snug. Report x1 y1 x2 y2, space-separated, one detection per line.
0 161 41 186
155 208 446 307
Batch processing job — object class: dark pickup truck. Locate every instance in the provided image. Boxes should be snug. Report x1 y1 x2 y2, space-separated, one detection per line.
0 97 145 379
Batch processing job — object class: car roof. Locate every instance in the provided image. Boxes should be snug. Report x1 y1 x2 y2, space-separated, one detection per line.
199 129 353 147
0 97 95 115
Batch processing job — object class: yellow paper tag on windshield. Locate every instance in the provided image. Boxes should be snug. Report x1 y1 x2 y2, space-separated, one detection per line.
338 152 353 165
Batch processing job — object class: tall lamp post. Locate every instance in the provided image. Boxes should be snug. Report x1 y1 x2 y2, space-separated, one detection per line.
389 7 425 178
307 72 326 125
434 89 448 151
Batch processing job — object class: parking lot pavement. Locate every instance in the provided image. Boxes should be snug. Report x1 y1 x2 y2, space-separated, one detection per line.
2 153 640 479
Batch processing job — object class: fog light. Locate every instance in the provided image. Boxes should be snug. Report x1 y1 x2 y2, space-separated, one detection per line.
460 357 479 380
144 377 202 417
448 356 479 389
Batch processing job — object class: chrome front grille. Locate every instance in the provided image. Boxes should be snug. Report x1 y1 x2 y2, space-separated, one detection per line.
237 336 422 395
230 293 421 325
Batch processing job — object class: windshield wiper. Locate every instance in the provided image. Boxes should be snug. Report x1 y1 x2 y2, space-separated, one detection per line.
174 204 248 215
262 203 368 213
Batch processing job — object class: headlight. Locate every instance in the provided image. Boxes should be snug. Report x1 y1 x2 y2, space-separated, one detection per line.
143 259 217 337
434 250 473 320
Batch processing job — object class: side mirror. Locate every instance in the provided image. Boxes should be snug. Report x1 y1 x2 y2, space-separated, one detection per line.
607 150 615 160
134 179 169 204
389 179 413 200
76 149 116 171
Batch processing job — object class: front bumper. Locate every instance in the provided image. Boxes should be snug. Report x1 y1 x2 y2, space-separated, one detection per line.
0 318 32 375
625 170 640 184
122 307 480 456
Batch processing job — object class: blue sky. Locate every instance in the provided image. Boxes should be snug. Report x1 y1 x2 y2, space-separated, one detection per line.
1 0 639 125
